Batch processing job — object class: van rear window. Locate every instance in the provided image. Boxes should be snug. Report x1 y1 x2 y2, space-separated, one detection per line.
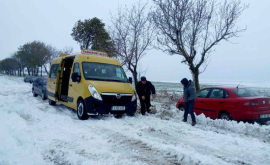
82 62 128 83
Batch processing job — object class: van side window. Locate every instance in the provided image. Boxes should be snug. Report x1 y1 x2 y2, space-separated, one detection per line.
49 64 59 79
73 63 81 76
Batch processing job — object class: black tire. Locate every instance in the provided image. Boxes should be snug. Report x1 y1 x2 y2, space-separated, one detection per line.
41 91 47 100
48 99 56 106
77 100 88 120
32 89 38 97
178 105 185 111
219 112 232 121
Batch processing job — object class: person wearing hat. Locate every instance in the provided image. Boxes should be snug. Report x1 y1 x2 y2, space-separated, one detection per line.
181 78 196 126
136 76 156 115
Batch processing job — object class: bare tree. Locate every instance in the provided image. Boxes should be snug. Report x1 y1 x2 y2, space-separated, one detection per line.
44 46 73 74
152 0 248 91
110 1 154 85
61 46 73 54
44 45 59 74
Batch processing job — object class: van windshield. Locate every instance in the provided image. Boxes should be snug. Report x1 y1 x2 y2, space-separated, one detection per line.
82 62 129 83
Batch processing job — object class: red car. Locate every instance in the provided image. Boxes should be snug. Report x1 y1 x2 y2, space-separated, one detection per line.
176 87 270 124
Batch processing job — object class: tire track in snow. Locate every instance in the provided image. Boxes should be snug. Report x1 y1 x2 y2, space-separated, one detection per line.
114 116 270 165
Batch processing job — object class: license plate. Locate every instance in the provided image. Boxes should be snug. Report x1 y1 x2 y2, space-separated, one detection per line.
260 114 270 118
111 106 125 111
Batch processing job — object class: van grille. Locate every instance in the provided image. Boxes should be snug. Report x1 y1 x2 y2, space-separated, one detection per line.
101 94 132 105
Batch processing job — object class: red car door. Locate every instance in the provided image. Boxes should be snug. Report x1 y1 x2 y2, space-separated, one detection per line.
202 88 230 119
193 88 211 116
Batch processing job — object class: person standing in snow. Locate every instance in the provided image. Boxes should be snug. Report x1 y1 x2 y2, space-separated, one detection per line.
136 76 156 115
181 78 196 126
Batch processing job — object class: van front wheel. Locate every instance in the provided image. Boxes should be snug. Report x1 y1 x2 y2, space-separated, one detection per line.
77 100 88 120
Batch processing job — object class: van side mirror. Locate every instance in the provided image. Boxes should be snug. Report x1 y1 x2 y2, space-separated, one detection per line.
71 73 81 83
129 77 133 84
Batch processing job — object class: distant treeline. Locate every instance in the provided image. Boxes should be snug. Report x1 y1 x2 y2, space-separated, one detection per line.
0 41 73 77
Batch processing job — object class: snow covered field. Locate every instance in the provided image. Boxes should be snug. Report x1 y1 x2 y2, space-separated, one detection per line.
0 75 270 165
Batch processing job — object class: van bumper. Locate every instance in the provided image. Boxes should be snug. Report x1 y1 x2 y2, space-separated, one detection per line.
84 96 137 116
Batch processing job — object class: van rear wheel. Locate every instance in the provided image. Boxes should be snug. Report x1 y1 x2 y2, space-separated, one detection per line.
77 100 88 120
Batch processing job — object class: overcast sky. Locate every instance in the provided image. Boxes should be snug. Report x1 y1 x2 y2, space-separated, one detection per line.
1 0 270 84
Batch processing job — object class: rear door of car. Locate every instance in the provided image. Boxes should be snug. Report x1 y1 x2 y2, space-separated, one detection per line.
33 79 38 93
36 79 41 94
194 88 211 116
203 88 230 119
38 78 44 95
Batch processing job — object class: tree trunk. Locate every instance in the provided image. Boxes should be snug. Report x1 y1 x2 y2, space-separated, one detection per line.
27 67 30 76
133 71 138 86
43 64 48 74
191 70 200 92
40 66 42 77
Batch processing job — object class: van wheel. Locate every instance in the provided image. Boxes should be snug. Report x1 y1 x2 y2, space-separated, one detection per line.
77 100 88 120
48 99 56 106
219 112 232 121
42 92 47 100
178 105 185 111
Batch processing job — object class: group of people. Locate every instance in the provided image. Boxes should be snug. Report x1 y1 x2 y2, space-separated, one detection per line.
136 76 196 126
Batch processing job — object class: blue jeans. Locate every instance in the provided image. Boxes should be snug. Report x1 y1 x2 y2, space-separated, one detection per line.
184 100 196 122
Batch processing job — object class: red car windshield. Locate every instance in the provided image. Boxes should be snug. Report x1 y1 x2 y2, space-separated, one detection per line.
232 88 261 97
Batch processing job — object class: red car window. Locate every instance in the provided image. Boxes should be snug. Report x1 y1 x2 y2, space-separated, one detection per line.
209 89 224 98
196 89 211 98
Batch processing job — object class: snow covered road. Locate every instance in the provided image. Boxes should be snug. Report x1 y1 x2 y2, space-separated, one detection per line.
0 75 270 165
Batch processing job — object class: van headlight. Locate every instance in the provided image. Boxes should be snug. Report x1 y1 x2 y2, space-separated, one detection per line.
132 93 137 101
88 84 102 101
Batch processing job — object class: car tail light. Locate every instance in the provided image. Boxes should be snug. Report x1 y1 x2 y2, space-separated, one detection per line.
244 102 259 106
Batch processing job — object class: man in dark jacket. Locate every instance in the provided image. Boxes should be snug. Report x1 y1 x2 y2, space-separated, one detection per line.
136 77 156 115
181 78 196 126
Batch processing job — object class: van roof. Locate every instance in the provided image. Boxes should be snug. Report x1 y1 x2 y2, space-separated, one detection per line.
51 54 121 66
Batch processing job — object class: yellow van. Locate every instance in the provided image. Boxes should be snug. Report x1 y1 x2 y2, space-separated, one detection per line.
47 49 137 120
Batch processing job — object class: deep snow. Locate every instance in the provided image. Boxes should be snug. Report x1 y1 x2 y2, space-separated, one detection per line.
0 75 270 165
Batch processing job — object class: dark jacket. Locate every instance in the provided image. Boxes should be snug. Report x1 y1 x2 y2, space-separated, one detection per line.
183 80 195 102
136 81 156 98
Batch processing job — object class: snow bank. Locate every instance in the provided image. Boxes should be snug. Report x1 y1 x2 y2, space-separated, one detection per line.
153 101 270 143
